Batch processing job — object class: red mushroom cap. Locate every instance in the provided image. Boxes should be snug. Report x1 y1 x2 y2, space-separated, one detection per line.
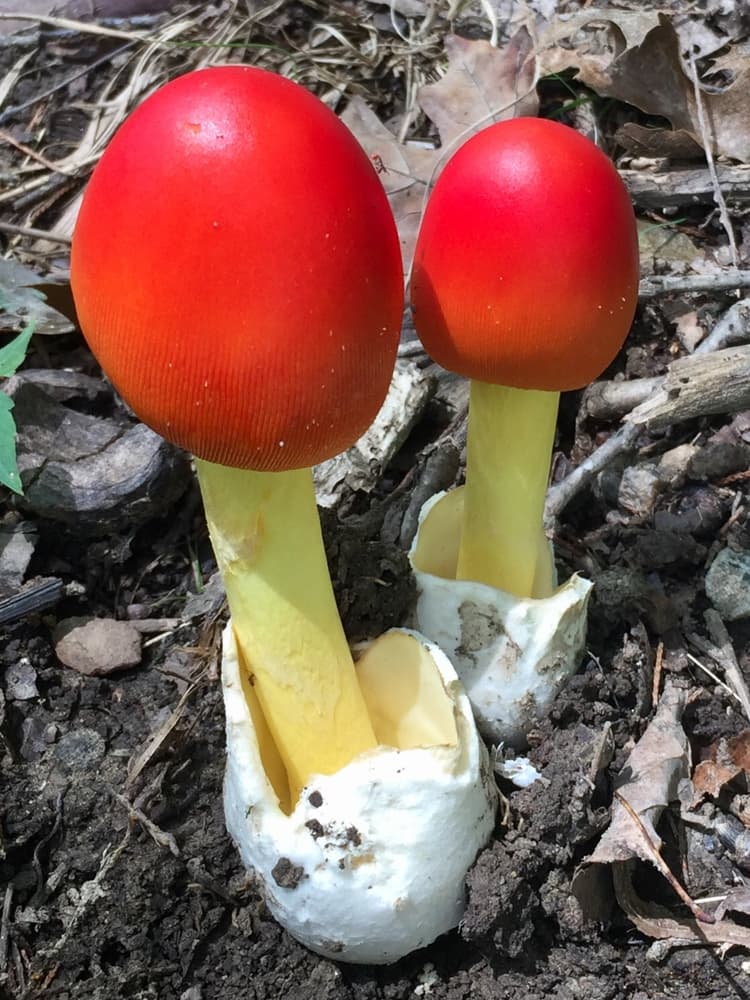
410 117 639 392
71 66 403 471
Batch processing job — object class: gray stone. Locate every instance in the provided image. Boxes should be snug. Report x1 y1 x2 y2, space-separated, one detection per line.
617 463 663 518
705 547 750 620
5 657 39 700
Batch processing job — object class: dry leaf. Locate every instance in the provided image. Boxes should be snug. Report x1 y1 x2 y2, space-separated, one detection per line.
614 123 704 161
588 683 688 863
340 97 433 273
692 759 743 802
541 11 750 165
613 863 750 951
418 30 538 151
572 684 688 920
729 731 750 772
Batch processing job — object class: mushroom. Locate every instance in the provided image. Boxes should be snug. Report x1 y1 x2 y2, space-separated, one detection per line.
408 117 639 742
71 65 496 962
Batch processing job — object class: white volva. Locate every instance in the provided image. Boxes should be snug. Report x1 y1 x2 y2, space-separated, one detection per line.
409 489 592 746
222 625 497 964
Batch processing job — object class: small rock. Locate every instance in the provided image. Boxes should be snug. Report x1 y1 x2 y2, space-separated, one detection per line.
617 463 663 517
5 657 39 700
688 442 750 481
55 728 106 770
706 548 750 621
20 715 49 761
182 571 226 621
54 617 142 675
0 521 37 596
657 443 699 488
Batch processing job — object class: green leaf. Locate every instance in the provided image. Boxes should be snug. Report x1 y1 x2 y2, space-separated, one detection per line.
0 391 23 494
0 320 34 378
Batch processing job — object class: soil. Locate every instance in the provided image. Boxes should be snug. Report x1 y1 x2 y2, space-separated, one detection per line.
3 3 750 999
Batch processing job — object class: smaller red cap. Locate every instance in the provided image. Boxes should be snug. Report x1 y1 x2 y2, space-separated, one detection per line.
410 117 639 392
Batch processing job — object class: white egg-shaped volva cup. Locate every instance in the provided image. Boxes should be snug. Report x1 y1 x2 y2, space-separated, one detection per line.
222 623 497 964
409 488 593 747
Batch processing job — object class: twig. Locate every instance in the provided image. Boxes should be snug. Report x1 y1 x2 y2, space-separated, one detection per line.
110 789 180 857
694 297 750 354
639 271 750 299
620 163 750 210
685 651 738 703
0 12 149 41
688 51 739 269
0 885 12 970
614 791 715 924
545 420 641 524
652 641 664 710
546 342 750 521
0 221 72 244
0 127 76 175
579 298 750 423
628 344 750 429
689 611 750 724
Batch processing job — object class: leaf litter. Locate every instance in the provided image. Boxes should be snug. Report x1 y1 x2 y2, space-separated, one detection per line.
6 1 750 997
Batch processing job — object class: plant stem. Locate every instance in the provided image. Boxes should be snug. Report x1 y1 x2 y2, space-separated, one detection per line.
456 381 559 599
195 460 377 804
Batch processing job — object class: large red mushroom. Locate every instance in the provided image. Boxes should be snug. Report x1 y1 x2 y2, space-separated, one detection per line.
71 65 404 808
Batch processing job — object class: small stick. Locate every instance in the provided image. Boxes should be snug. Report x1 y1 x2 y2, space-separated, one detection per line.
652 641 664 710
688 51 740 269
639 272 750 299
0 885 13 970
614 791 715 924
0 221 72 244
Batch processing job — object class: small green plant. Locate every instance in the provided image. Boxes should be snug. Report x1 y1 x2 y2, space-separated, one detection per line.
0 319 34 495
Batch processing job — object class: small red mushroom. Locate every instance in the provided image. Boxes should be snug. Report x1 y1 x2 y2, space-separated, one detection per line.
410 117 639 598
71 65 404 806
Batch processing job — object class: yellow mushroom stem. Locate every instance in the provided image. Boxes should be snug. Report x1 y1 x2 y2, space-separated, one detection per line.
195 460 377 807
456 380 560 600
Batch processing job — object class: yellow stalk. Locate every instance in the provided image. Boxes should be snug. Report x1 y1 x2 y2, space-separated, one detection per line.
456 381 559 599
195 460 377 805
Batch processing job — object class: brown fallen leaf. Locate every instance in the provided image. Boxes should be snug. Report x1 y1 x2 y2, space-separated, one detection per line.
729 731 750 772
692 759 743 805
572 683 689 921
613 863 750 951
343 31 539 271
340 97 433 274
540 11 750 164
418 29 538 151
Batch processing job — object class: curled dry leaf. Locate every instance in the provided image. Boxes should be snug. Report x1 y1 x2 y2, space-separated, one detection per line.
540 11 750 164
417 30 538 151
572 683 689 921
612 864 750 951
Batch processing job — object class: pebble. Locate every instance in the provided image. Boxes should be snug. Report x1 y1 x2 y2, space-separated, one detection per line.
705 547 750 620
0 521 37 594
5 657 39 700
54 617 143 675
617 463 663 517
657 443 698 487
